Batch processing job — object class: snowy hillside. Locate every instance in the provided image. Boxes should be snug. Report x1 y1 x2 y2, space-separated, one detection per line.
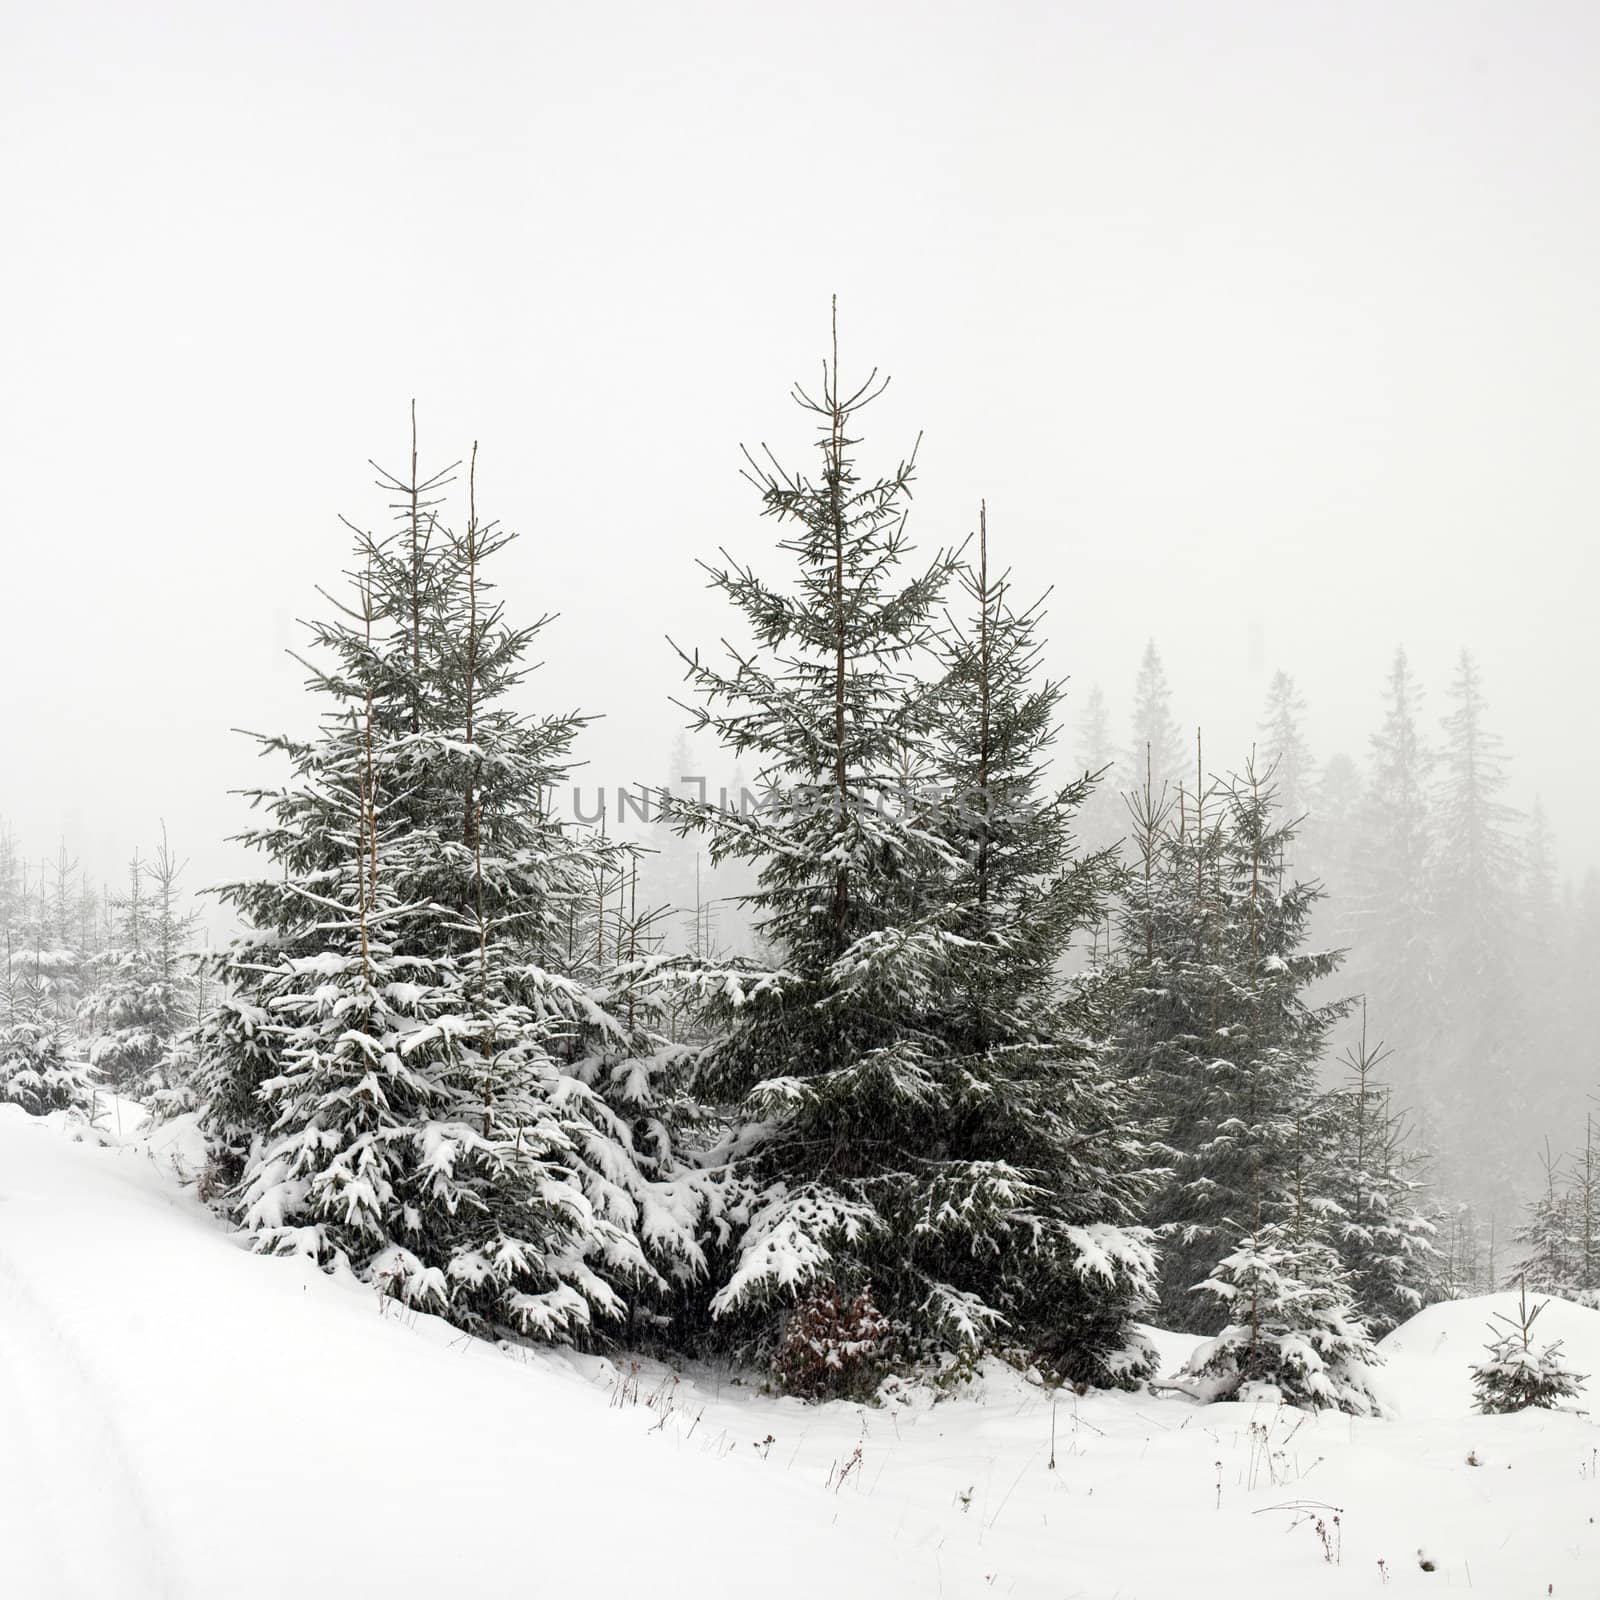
3 1106 1597 1599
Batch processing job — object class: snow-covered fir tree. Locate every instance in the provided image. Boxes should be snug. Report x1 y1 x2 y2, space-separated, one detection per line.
193 427 704 1342
1504 1141 1580 1299
1115 759 1348 1332
662 330 968 1380
665 328 1157 1388
924 506 1159 1385
1 957 93 1117
1179 1223 1382 1414
1470 1279 1588 1413
1319 1007 1437 1333
80 832 199 1095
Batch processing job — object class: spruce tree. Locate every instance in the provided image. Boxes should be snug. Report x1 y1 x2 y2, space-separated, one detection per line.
194 429 703 1341
1320 1007 1437 1333
1433 650 1522 1206
666 322 1126 1384
1182 1224 1382 1413
1125 640 1185 795
924 507 1159 1385
1471 1280 1588 1413
1 957 93 1117
1257 669 1318 829
1351 647 1437 1137
81 832 198 1095
1505 1142 1579 1298
1117 759 1348 1332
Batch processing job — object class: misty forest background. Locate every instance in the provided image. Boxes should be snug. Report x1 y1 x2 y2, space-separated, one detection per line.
2 332 1595 1402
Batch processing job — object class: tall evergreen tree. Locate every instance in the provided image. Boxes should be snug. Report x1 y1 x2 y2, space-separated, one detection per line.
1115 760 1347 1332
1125 640 1186 797
925 507 1158 1384
1351 647 1438 1141
1257 669 1318 828
663 324 973 1377
1433 650 1522 1208
1073 681 1124 856
666 327 1155 1385
194 429 703 1341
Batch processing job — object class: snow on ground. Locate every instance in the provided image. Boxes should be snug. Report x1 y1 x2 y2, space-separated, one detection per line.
3 1107 1597 1599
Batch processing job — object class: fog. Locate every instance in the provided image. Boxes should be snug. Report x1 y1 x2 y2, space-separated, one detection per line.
2 0 1593 905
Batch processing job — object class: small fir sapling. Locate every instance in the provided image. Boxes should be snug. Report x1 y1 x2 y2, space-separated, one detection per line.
1470 1278 1588 1414
81 828 200 1097
1178 1224 1382 1415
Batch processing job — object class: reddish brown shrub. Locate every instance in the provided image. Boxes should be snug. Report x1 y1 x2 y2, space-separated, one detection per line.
771 1282 893 1401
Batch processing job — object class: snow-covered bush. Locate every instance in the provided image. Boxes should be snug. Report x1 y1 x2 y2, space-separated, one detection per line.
1181 1226 1382 1414
1471 1282 1588 1413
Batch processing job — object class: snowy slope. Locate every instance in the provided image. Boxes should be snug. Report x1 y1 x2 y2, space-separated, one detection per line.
3 1106 1597 1599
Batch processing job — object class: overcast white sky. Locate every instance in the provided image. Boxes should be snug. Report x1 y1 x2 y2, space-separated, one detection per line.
3 0 1597 906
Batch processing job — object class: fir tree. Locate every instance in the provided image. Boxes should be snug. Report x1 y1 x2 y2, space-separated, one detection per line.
924 506 1159 1384
194 427 703 1342
81 831 199 1095
1433 650 1523 1206
1125 640 1185 795
0 958 93 1117
666 320 1142 1384
1505 1142 1579 1298
1320 1007 1437 1333
1350 647 1437 1136
1117 759 1348 1332
1471 1279 1588 1413
1180 1224 1382 1414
